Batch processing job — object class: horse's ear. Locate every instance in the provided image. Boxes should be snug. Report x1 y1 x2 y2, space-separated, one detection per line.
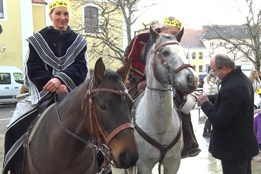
94 58 106 83
176 27 184 42
117 60 131 83
150 26 159 43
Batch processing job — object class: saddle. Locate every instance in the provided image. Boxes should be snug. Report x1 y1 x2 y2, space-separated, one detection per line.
2 93 57 174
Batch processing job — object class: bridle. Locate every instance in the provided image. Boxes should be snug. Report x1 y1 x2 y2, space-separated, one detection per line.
80 77 134 168
152 41 193 86
81 77 134 144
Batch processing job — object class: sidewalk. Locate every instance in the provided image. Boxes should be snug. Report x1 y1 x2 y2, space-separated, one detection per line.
177 109 261 174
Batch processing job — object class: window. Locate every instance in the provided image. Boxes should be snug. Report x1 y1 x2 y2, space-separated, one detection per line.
199 65 203 72
0 73 11 84
192 52 196 59
84 6 99 33
0 0 4 19
13 73 24 84
199 52 203 59
210 42 217 48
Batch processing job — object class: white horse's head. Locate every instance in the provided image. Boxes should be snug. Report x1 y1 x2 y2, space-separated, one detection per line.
145 27 198 94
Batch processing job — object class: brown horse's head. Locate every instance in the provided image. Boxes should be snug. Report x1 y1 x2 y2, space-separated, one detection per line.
81 58 139 169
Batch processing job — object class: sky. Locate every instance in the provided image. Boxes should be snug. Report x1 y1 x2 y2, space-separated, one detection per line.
135 0 261 29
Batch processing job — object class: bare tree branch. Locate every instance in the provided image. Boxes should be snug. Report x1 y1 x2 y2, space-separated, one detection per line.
70 0 156 66
203 0 261 71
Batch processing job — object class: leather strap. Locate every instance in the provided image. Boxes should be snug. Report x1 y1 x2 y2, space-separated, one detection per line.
135 123 181 174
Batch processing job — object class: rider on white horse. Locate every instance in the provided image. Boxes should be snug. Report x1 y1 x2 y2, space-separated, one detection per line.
124 16 201 158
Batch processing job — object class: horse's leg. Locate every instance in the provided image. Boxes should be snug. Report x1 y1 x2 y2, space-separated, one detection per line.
136 160 155 174
163 157 181 174
126 166 137 174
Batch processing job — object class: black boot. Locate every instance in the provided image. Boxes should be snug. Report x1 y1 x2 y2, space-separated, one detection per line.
174 91 201 158
180 112 201 158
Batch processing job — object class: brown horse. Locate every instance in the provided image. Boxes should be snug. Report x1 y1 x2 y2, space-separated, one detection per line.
22 58 139 174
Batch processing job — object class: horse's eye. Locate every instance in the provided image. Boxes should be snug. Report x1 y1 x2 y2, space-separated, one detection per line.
99 103 107 110
162 50 170 57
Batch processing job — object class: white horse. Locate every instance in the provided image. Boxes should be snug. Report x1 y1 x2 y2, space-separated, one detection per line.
123 27 198 174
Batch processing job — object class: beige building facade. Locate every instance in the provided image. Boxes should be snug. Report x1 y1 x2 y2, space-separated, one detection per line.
1 0 23 68
0 0 46 69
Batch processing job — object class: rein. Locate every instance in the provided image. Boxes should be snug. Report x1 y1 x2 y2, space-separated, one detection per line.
25 103 99 174
55 103 93 145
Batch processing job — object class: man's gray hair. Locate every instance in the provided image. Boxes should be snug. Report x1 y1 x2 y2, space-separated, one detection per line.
215 53 235 70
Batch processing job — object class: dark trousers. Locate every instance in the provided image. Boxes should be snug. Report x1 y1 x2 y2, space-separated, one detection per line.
221 159 252 174
204 118 212 131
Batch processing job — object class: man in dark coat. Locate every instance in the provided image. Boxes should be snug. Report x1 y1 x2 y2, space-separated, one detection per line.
196 53 259 174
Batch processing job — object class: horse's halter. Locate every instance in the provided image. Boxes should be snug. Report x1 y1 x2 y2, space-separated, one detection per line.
81 77 134 164
152 41 193 86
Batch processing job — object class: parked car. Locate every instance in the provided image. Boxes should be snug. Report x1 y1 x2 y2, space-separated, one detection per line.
0 66 24 104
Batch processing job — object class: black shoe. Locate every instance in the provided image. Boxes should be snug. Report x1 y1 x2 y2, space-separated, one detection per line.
188 148 201 157
203 132 212 137
203 129 212 137
181 147 201 158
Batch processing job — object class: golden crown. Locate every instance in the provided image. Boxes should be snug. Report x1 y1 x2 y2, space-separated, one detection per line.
163 17 182 29
49 0 69 11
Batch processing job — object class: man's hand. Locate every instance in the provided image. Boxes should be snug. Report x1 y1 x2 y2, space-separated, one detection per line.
194 92 209 105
